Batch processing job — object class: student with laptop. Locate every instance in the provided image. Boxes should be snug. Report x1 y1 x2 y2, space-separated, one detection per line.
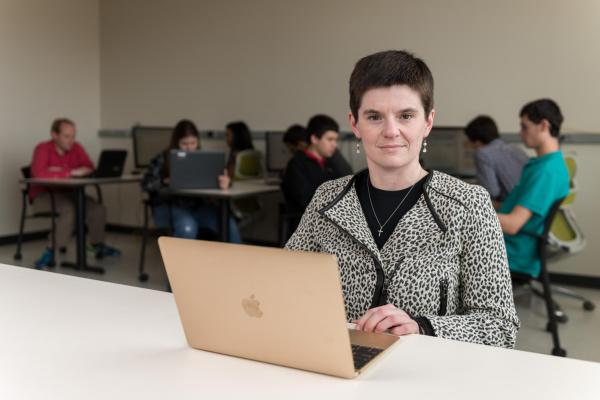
464 115 528 204
142 119 241 243
281 115 351 233
497 99 569 279
286 50 519 347
30 118 121 268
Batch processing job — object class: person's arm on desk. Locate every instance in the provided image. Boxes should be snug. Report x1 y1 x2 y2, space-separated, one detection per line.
353 304 422 336
70 167 93 177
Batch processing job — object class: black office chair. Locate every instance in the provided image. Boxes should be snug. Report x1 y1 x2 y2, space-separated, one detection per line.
14 166 59 266
512 197 567 357
14 166 105 264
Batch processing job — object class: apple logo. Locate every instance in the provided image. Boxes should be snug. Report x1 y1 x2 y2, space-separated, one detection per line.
242 294 263 318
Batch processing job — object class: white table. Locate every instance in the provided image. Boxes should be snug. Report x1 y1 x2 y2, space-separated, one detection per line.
1 263 599 400
163 179 280 241
23 175 142 273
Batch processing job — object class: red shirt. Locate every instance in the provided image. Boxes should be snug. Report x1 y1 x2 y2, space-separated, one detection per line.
29 140 95 200
302 149 326 169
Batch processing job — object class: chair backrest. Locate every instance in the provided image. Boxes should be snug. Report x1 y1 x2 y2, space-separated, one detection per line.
547 155 585 252
234 150 264 180
539 197 567 262
21 166 32 179
549 207 586 253
542 197 567 241
563 155 577 206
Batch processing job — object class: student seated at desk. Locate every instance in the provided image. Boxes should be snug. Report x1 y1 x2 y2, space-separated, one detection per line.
497 99 569 279
282 123 352 173
281 115 351 233
30 118 120 268
464 115 528 203
142 120 241 243
286 50 519 347
224 121 255 179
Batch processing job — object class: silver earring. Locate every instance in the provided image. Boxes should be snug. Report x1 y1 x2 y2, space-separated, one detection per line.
356 141 361 154
422 140 428 153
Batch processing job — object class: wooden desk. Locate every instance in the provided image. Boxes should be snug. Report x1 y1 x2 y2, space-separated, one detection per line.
163 179 280 241
23 175 141 273
1 264 599 400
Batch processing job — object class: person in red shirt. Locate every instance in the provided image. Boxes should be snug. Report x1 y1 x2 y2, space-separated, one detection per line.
31 118 120 268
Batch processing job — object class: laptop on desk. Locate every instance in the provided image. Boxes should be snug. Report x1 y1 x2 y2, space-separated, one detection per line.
169 150 226 190
158 237 399 379
85 150 127 178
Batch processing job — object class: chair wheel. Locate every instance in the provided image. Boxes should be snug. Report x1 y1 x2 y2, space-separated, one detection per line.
138 273 149 282
555 309 568 323
583 301 595 311
13 253 22 260
552 348 567 357
47 261 56 268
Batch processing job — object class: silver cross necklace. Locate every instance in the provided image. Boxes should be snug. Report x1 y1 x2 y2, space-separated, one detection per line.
366 175 417 237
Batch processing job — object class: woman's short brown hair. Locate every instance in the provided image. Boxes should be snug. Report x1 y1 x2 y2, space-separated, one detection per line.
349 50 434 121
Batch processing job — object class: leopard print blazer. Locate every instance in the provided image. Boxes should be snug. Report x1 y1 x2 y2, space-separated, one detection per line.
285 170 520 348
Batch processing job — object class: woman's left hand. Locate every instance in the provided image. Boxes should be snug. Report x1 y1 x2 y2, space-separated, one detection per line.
218 169 231 190
353 304 419 336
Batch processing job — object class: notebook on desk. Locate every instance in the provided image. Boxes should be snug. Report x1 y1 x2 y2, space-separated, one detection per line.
169 149 226 189
158 237 399 379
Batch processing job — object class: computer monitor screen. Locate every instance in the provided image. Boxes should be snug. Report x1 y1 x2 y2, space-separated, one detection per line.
132 126 173 168
423 127 475 177
265 131 291 172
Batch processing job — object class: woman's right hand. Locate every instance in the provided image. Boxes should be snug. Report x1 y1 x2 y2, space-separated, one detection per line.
218 169 231 190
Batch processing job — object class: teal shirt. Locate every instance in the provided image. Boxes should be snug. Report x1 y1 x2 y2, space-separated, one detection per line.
500 151 569 277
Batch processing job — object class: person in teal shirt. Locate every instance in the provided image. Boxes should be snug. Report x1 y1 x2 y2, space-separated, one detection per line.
497 99 570 278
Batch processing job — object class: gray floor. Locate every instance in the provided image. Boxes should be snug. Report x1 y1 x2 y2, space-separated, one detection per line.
2 232 599 363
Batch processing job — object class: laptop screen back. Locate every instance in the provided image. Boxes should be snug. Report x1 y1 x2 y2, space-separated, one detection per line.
169 150 226 189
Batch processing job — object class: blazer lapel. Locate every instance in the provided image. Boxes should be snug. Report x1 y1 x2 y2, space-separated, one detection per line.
319 182 381 262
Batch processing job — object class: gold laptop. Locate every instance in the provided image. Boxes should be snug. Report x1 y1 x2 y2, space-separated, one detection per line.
158 237 399 379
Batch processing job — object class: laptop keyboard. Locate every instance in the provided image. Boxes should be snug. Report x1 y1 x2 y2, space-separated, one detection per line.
351 344 383 370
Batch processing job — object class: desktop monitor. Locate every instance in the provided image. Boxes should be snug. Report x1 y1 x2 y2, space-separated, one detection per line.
132 126 173 169
423 126 476 177
265 131 291 173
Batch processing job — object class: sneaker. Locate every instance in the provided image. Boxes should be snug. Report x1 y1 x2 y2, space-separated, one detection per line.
34 248 56 269
91 243 121 259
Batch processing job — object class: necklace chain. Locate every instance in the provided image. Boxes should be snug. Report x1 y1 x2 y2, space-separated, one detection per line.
366 175 417 237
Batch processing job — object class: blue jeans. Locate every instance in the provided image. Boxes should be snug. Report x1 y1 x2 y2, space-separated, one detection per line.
153 204 242 243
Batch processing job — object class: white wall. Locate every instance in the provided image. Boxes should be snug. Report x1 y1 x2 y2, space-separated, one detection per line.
99 0 600 132
0 0 101 236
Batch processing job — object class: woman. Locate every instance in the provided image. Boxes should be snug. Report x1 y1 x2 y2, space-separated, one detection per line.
142 119 241 243
225 121 254 178
286 50 519 348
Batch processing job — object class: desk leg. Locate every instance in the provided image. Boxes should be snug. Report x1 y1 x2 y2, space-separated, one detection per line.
220 199 229 242
60 187 104 274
